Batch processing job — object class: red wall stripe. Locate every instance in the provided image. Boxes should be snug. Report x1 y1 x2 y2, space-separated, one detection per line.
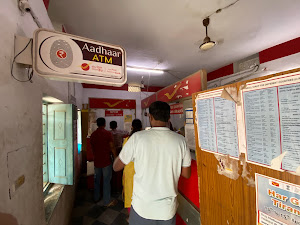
82 83 162 92
43 0 50 10
259 37 300 64
208 38 300 82
89 98 136 109
207 64 234 81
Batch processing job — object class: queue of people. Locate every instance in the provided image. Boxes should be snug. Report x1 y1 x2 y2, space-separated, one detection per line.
90 101 191 225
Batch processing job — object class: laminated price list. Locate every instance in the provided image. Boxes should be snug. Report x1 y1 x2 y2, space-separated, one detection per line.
196 91 239 158
243 73 300 171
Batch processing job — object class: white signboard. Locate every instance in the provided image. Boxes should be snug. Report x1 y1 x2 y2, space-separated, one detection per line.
33 29 127 86
256 173 300 225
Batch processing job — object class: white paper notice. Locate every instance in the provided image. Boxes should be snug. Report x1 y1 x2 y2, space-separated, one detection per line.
278 83 300 171
196 98 217 152
243 72 300 171
196 90 239 158
243 87 281 166
185 124 196 150
214 97 239 158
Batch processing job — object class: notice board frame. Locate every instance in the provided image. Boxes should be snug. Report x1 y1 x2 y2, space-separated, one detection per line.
192 68 300 225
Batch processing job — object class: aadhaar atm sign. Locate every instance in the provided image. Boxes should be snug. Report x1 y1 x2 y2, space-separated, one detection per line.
33 29 126 86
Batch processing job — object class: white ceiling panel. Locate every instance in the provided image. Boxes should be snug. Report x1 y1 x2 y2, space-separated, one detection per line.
48 0 300 87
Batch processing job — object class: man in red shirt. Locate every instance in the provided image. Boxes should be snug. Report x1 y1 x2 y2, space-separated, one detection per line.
90 117 117 206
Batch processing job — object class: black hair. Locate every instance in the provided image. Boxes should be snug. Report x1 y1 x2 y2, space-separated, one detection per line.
96 117 106 127
169 121 174 131
149 101 170 122
129 119 142 137
110 121 117 129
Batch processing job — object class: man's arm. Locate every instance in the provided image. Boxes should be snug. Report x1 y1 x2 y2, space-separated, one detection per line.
113 156 126 172
181 166 191 179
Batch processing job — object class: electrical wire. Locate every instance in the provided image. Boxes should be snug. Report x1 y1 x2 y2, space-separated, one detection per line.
144 62 161 94
207 0 240 18
226 64 259 84
11 38 34 83
166 71 181 80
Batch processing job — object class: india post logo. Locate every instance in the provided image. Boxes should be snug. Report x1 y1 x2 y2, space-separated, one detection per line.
81 63 90 71
56 49 67 59
271 181 280 187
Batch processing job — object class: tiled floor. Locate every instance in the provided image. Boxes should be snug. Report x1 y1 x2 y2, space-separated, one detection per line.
70 177 128 225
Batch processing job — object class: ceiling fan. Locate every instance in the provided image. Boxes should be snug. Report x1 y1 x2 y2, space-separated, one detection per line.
199 17 216 51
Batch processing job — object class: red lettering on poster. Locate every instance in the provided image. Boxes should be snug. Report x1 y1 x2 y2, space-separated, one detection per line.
170 103 183 114
105 110 123 117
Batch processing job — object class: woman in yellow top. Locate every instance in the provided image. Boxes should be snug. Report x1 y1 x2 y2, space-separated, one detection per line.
122 119 142 215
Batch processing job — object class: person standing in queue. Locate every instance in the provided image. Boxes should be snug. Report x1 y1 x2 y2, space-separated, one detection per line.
110 120 129 193
110 121 129 154
113 101 191 225
90 117 118 207
122 119 143 218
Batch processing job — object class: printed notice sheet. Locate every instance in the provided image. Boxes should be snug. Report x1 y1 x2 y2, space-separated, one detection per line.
196 89 239 158
256 173 300 225
242 72 300 172
278 83 300 172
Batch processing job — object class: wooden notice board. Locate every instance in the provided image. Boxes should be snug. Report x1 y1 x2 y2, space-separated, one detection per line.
192 68 300 225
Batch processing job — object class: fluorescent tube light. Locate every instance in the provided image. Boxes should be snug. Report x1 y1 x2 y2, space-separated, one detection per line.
127 67 164 74
42 96 63 103
128 85 141 92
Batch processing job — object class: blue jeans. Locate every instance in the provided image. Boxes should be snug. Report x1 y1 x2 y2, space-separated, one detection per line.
94 164 112 204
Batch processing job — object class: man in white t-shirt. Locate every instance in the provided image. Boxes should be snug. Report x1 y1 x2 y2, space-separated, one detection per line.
113 101 191 225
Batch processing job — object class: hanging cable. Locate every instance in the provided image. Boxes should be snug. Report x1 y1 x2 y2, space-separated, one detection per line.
11 38 34 82
145 61 162 94
207 0 240 18
166 71 181 80
225 64 259 84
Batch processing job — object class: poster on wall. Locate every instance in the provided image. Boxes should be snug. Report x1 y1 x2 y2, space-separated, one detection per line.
124 115 133 133
242 72 300 171
170 103 183 114
105 109 123 117
195 89 239 158
256 173 300 225
124 114 133 123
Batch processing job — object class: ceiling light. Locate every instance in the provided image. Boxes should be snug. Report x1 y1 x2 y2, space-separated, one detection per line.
127 67 164 74
199 18 216 51
128 84 141 92
42 96 63 103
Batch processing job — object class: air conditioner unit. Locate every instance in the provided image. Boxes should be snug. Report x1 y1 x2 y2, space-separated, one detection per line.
33 29 127 86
